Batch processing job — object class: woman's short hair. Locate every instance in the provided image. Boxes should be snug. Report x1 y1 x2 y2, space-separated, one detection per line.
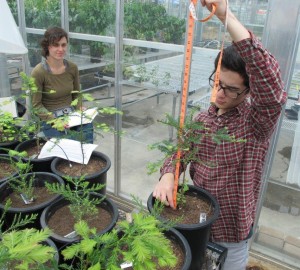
212 45 249 89
40 27 68 58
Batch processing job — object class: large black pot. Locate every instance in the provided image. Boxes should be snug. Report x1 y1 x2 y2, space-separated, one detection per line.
0 172 64 230
51 150 111 195
40 193 118 250
165 228 192 270
45 237 60 267
0 154 18 185
147 185 220 270
0 140 20 154
15 138 54 172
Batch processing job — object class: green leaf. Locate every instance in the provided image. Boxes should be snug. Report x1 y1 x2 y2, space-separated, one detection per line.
88 262 101 270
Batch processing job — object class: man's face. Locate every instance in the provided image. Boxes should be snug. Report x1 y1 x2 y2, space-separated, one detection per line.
214 68 249 114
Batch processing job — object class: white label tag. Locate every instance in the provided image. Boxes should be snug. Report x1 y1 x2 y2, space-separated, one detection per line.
199 212 207 223
120 261 133 269
126 213 133 223
20 194 34 205
64 230 77 238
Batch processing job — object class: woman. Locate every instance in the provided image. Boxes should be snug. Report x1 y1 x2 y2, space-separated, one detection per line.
31 26 93 143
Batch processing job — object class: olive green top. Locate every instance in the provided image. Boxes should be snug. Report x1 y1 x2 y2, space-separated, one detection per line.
31 59 80 121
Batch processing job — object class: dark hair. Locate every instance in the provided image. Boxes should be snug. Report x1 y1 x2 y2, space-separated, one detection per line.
40 27 68 58
211 45 249 89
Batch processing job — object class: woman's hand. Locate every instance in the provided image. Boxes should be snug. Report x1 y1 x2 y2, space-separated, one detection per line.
153 173 176 209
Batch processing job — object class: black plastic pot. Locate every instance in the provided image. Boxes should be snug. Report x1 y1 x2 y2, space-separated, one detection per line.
45 237 60 266
165 228 192 270
0 172 64 230
147 185 220 270
0 140 20 154
15 138 54 172
40 193 118 249
51 151 111 195
102 227 191 270
0 154 18 185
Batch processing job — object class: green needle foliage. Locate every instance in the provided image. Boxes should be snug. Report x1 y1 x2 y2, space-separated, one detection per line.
20 72 51 144
0 201 55 270
60 210 177 270
0 227 56 270
5 150 35 202
147 107 245 208
0 111 29 143
45 175 105 223
0 200 37 236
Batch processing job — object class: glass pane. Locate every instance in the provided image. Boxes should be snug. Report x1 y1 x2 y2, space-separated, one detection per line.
116 1 188 202
24 0 61 28
253 44 300 268
69 0 114 35
7 0 18 23
67 1 117 192
249 1 300 267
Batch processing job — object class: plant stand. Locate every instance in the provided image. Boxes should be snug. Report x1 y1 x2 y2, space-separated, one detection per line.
204 242 228 270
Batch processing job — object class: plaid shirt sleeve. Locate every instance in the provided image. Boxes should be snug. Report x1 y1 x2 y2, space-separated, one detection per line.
233 32 287 140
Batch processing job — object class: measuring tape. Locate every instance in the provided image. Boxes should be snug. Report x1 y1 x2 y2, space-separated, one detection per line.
173 1 226 208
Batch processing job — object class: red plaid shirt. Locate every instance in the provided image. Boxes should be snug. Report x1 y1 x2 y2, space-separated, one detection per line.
161 33 287 242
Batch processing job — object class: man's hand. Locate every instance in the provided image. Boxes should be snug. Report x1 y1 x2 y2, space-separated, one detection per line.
153 173 176 209
200 0 228 22
200 0 250 42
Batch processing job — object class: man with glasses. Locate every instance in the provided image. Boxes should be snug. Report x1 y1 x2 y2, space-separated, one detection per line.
153 0 287 269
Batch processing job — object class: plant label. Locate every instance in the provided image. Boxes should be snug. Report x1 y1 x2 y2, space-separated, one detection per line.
125 213 133 223
199 212 207 223
120 261 133 269
20 193 34 204
64 230 77 238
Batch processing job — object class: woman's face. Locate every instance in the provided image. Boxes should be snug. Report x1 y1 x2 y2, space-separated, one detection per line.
47 37 68 60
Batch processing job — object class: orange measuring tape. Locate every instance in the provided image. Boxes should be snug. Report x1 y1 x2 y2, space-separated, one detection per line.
173 1 224 208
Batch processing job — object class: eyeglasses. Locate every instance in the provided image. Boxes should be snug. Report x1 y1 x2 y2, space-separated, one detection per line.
209 78 249 99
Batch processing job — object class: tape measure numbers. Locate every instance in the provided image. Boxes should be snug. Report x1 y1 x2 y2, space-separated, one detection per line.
173 1 220 208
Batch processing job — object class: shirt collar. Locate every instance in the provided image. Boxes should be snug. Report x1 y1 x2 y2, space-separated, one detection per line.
208 98 250 117
41 57 69 73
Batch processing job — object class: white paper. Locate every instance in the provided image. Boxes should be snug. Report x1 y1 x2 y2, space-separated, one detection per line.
67 107 98 128
38 138 98 164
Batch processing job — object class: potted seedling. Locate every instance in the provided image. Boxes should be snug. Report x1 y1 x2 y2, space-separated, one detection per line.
146 108 243 270
40 174 118 249
15 72 56 172
0 200 59 270
0 148 19 185
0 108 29 154
0 150 65 230
59 197 191 270
46 90 122 193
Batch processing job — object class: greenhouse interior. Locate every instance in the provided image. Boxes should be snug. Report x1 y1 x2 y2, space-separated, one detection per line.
1 0 300 269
